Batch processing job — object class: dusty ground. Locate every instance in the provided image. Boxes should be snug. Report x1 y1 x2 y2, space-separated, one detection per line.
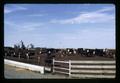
4 64 74 79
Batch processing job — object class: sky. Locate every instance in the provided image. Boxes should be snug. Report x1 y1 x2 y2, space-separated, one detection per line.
4 4 115 49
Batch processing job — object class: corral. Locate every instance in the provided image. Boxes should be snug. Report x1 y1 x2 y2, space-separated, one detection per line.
4 47 116 78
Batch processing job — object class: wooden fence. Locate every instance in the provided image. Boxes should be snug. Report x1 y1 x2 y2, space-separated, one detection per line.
53 59 116 78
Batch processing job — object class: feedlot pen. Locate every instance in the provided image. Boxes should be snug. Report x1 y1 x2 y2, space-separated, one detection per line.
5 56 116 79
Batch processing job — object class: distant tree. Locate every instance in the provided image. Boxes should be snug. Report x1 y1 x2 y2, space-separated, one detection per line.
26 45 29 49
14 44 17 49
17 44 20 49
27 43 34 49
30 44 34 49
14 43 20 49
20 40 26 49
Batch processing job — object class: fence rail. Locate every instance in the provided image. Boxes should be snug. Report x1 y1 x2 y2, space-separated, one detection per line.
71 61 115 64
53 60 69 63
54 70 69 75
71 65 115 69
53 59 116 78
54 66 69 70
71 74 115 78
70 70 115 73
53 59 69 75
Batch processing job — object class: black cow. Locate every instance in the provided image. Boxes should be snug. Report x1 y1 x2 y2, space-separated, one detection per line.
4 47 14 57
82 49 88 57
77 48 83 56
104 49 115 58
66 48 74 55
95 49 104 57
87 49 96 57
45 48 56 66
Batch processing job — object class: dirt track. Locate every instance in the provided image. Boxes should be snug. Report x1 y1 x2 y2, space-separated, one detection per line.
4 64 73 79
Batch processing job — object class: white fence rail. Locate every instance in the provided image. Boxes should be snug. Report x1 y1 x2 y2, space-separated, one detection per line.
53 59 70 75
71 61 115 64
53 59 116 78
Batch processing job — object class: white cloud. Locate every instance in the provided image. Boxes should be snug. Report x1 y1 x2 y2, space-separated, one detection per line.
96 6 115 13
5 21 19 27
50 7 115 24
4 9 13 14
21 23 44 31
5 21 44 31
4 5 27 14
14 5 27 10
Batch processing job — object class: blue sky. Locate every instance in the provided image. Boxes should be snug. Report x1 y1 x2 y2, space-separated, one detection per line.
4 4 115 49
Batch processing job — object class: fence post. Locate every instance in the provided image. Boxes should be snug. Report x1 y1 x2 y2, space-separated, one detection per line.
53 58 54 73
19 53 20 59
69 60 71 77
38 56 40 64
26 53 29 61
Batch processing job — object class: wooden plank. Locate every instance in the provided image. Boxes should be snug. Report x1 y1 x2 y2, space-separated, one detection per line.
71 65 116 69
54 60 69 63
71 61 115 64
54 70 69 75
71 74 115 78
71 70 115 74
54 66 69 70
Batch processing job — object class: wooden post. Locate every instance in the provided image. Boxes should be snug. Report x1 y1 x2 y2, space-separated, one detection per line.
69 60 71 76
26 53 29 60
38 56 40 64
113 54 115 59
19 53 20 59
14 52 15 57
53 58 54 73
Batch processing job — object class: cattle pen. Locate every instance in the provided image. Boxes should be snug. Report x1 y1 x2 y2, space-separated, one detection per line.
4 47 116 79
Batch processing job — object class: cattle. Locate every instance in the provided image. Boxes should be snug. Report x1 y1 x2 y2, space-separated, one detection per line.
77 48 83 56
52 49 62 58
77 48 105 57
27 49 36 58
44 48 57 66
4 47 14 57
86 49 95 57
73 49 77 54
104 49 115 58
81 49 88 57
78 48 90 57
4 46 115 68
13 48 21 57
94 49 104 57
66 48 75 55
8 50 15 57
12 48 35 59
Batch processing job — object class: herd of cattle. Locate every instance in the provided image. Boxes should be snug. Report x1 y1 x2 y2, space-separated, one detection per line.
4 47 115 66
